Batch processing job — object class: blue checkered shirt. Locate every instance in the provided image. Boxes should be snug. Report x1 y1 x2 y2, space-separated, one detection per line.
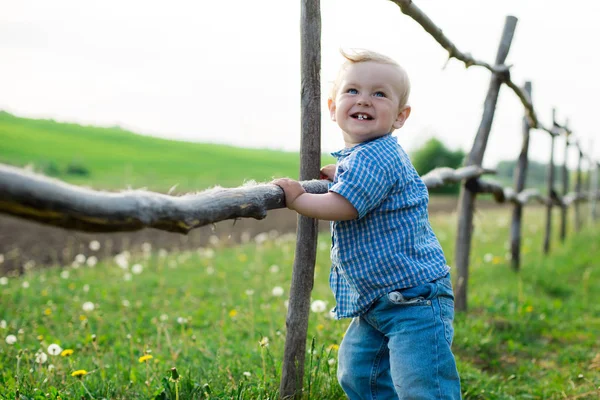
328 134 449 319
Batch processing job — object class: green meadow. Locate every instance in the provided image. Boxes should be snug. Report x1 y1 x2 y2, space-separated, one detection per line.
0 111 335 192
0 113 599 398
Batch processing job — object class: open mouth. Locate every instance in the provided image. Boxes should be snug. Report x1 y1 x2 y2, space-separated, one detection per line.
351 113 373 121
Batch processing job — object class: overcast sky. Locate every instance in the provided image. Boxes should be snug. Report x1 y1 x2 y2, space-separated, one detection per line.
1 0 599 170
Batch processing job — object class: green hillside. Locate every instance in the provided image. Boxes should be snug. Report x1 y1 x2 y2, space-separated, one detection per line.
0 111 333 192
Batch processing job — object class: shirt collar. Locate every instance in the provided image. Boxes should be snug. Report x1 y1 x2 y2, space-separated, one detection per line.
331 133 395 159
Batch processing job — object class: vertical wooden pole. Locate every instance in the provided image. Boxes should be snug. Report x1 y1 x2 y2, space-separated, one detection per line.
575 145 583 232
510 81 532 271
592 160 599 221
543 110 557 254
559 132 570 242
280 0 320 398
454 16 518 312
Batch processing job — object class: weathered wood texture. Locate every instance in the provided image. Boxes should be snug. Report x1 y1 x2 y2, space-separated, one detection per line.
279 0 321 397
510 82 532 271
454 15 518 312
560 134 570 241
0 163 495 234
388 0 546 131
543 110 559 254
575 146 583 231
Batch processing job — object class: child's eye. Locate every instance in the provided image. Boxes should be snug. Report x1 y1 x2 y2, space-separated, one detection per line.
347 88 358 94
373 91 386 98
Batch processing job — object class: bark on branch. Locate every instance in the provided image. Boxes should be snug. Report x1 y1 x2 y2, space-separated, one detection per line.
0 164 495 234
388 0 545 130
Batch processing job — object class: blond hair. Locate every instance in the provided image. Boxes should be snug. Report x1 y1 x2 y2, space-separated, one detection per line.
330 49 411 109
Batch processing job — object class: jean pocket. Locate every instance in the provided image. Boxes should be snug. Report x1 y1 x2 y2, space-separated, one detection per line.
439 296 455 346
387 291 429 306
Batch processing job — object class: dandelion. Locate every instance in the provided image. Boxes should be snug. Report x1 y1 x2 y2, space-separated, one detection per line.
245 289 254 296
158 249 168 258
311 300 327 313
254 232 268 244
177 317 187 325
44 308 52 316
483 253 493 263
0 277 8 285
141 242 152 252
241 232 251 243
122 299 130 307
5 334 17 345
89 240 101 251
272 286 284 297
82 302 95 312
525 305 534 313
209 235 220 246
75 254 86 264
229 309 238 318
114 253 129 269
60 270 70 279
206 266 215 275
48 364 55 372
0 320 6 329
61 349 74 357
48 344 63 356
86 256 97 267
131 264 143 274
71 369 87 377
327 344 340 351
328 358 336 366
22 281 30 289
139 354 153 363
35 350 48 364
160 314 168 322
243 371 251 377
269 264 280 273
124 273 132 281
259 337 269 348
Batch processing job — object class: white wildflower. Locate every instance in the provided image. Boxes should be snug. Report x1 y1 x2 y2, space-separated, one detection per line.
5 334 17 345
47 344 63 356
60 270 70 279
89 240 101 251
82 302 95 312
310 300 327 313
35 350 48 364
75 254 86 264
328 358 336 366
131 264 143 274
483 253 493 263
272 286 284 297
48 364 55 372
86 256 97 267
243 371 251 377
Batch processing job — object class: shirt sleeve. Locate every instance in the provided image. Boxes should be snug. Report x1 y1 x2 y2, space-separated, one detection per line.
329 150 394 219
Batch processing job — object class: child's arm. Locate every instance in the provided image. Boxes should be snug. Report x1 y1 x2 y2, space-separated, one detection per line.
271 178 357 221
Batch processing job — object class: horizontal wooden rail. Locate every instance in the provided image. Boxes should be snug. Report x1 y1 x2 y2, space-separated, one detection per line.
0 164 494 234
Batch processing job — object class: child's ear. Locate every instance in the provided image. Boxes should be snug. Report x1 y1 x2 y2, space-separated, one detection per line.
392 105 411 129
328 98 337 121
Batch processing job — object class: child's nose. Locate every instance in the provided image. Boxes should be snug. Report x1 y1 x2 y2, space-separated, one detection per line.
356 95 371 106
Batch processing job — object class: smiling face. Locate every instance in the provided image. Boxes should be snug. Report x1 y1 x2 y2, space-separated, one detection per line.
329 61 411 148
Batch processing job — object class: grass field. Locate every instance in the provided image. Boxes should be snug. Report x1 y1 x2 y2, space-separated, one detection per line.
1 112 600 398
0 111 335 192
1 206 599 399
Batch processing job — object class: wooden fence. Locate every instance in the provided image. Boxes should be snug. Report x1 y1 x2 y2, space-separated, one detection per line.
1 0 599 398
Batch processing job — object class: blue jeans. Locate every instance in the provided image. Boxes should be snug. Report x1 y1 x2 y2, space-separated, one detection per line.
337 274 461 399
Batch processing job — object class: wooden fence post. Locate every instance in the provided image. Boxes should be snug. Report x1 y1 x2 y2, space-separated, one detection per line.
593 160 599 221
280 0 321 397
575 144 583 232
560 132 570 242
454 15 518 311
543 109 558 254
510 81 532 271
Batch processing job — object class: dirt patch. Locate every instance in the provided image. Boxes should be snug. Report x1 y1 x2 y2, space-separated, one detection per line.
0 195 501 275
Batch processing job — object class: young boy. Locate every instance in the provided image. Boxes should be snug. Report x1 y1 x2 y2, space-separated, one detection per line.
272 49 461 399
